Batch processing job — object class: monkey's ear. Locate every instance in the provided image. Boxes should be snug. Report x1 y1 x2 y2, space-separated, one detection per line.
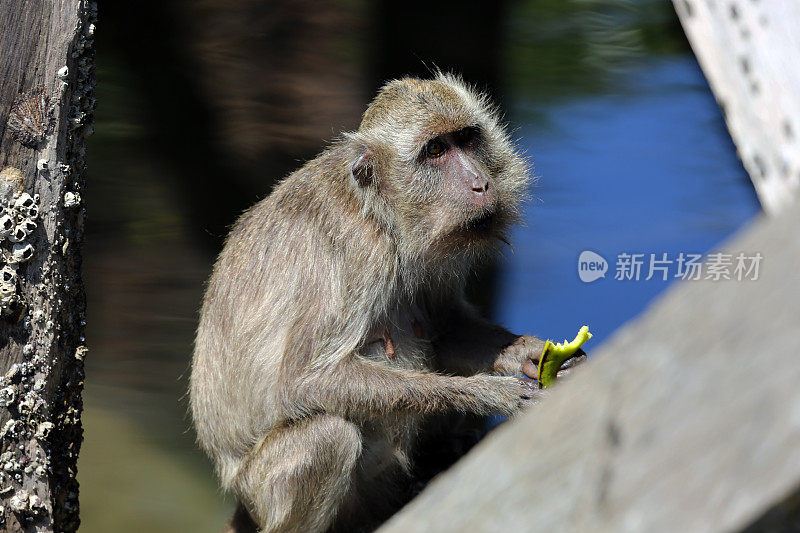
351 152 374 187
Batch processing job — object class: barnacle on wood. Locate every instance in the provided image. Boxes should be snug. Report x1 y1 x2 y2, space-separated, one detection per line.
7 86 54 147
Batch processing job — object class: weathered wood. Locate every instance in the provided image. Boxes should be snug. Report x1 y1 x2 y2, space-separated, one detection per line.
673 0 800 214
0 1 96 531
379 201 800 532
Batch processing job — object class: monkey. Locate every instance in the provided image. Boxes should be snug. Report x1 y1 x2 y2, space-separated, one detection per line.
190 74 586 533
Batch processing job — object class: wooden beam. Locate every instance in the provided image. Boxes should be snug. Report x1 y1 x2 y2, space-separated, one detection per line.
380 203 800 532
673 0 800 214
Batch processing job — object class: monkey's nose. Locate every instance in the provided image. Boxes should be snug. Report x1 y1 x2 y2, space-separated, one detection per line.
470 180 494 207
471 180 489 195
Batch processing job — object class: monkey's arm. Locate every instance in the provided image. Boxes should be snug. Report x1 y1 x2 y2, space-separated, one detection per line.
431 302 539 376
432 302 585 379
281 356 541 421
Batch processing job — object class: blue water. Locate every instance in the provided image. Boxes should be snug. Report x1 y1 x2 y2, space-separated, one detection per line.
495 57 761 346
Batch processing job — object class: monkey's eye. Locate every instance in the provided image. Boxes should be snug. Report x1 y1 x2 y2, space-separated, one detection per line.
426 139 446 158
455 126 480 147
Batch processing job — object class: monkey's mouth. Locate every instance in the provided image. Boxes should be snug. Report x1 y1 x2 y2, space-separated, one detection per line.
464 211 495 235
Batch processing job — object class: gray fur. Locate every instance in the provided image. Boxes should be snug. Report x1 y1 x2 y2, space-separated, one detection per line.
191 75 575 532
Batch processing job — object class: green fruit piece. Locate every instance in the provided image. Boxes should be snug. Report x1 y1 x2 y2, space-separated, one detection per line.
538 326 592 389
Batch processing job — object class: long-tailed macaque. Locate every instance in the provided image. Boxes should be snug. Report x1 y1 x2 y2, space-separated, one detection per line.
191 74 585 533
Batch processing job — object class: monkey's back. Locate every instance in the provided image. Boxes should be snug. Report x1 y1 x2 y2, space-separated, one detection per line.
190 146 397 487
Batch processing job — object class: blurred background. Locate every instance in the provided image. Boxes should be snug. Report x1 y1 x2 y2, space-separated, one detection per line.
78 0 760 531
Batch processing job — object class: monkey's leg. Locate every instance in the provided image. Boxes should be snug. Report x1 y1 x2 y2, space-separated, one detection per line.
232 415 362 533
222 503 259 533
411 413 488 488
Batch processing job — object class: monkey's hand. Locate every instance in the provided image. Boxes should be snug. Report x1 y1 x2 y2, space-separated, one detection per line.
536 327 592 388
484 375 546 416
497 335 587 383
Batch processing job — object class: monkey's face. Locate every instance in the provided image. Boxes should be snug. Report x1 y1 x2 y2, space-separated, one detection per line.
351 76 529 263
407 125 504 252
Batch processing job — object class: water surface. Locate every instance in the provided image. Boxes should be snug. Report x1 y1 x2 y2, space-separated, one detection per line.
497 56 759 344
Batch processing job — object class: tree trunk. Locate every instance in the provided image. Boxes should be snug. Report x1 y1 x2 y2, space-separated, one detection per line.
0 1 96 531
